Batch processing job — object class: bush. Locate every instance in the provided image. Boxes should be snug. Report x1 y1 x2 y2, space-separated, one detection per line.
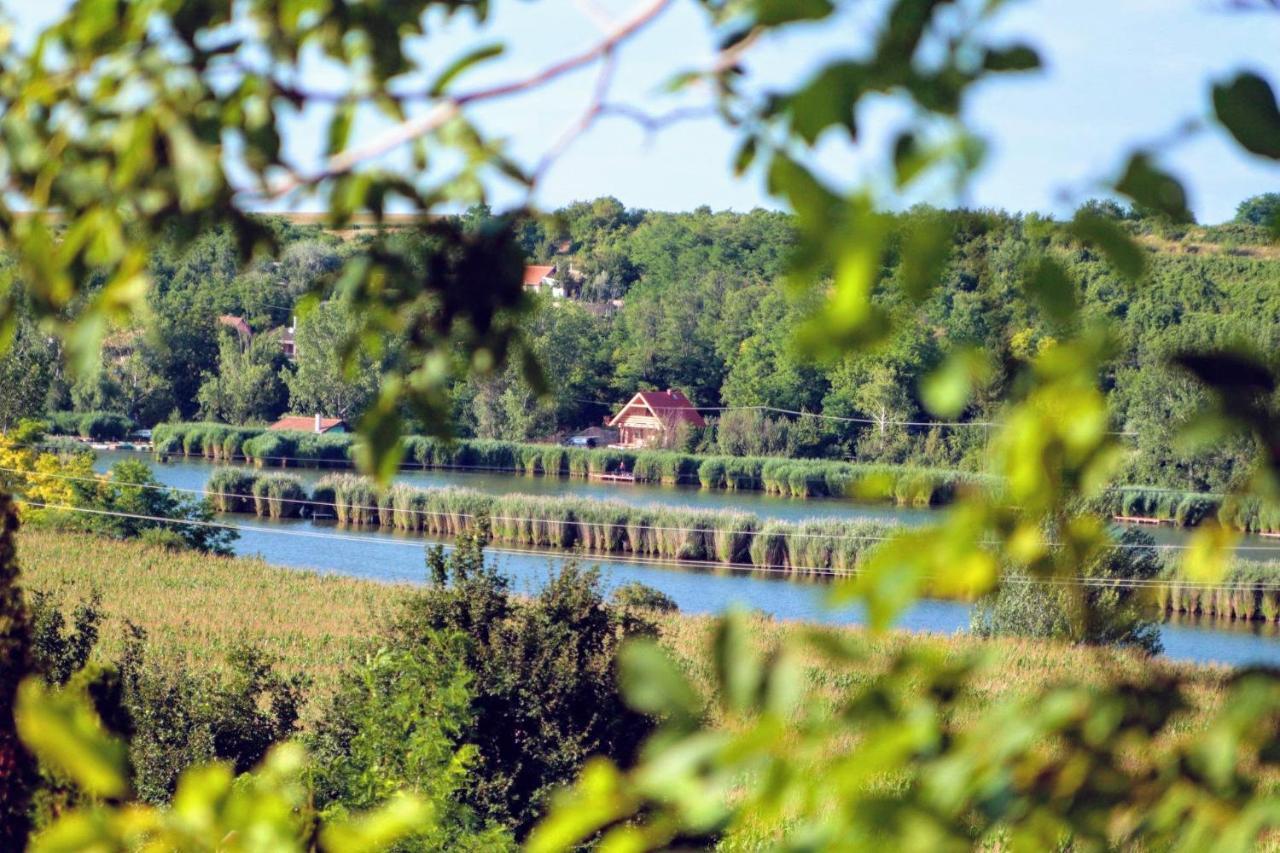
79 412 133 441
251 474 307 519
390 535 656 835
611 582 679 613
971 527 1163 654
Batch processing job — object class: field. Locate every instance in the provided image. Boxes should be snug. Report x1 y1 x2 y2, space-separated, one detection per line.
15 528 1230 727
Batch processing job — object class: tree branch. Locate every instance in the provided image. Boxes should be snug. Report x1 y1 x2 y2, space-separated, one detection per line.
258 0 673 200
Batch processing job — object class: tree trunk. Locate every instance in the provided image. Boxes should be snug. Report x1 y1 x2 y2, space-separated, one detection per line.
0 490 32 848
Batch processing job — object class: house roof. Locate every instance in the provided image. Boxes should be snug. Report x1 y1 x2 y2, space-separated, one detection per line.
268 416 346 433
218 315 252 338
522 264 557 286
608 389 706 429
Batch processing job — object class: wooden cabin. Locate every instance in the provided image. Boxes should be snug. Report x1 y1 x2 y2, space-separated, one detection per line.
607 389 705 448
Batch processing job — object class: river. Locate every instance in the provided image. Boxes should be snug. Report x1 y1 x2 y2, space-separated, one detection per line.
93 451 1280 668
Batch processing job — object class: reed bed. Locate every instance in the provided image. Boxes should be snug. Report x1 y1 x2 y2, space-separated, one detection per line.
16 530 1229 720
215 471 898 577
1100 487 1280 535
155 421 990 508
1155 559 1280 623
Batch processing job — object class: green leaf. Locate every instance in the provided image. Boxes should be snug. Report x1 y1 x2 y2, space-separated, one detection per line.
921 348 990 419
619 641 702 725
15 678 128 799
733 136 758 177
982 45 1041 73
1213 71 1280 160
1022 256 1077 324
321 793 434 853
1070 210 1147 279
328 102 355 157
430 43 504 96
1115 153 1192 223
713 610 763 714
526 759 634 853
752 0 834 26
899 213 952 300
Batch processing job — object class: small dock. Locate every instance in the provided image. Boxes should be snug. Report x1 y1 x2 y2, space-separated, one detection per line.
591 472 636 483
1112 515 1172 526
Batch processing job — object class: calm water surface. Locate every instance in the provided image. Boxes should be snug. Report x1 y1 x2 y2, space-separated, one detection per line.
93 451 1280 668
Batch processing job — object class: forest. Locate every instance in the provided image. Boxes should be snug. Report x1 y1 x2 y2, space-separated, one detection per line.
4 193 1280 493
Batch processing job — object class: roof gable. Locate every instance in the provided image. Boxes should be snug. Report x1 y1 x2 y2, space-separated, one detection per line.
522 264 557 286
608 389 705 429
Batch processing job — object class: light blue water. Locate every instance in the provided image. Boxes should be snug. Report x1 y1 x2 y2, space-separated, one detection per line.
92 451 1280 668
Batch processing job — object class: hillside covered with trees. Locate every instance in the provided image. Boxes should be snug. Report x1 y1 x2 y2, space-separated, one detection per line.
4 194 1280 492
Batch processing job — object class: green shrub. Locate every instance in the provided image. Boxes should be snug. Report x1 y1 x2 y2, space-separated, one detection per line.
79 412 133 441
610 582 678 613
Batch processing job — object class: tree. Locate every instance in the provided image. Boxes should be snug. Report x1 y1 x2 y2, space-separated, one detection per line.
1235 192 1280 227
198 331 289 424
84 460 238 555
308 639 515 850
282 301 381 422
390 533 654 836
0 321 55 433
0 492 33 848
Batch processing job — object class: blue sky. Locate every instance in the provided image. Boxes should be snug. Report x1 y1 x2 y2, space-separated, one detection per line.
12 0 1280 222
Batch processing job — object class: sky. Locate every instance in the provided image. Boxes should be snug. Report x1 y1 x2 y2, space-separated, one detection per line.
10 0 1280 222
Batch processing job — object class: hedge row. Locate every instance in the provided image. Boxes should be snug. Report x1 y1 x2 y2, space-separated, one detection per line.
45 411 135 441
158 422 990 507
207 469 898 577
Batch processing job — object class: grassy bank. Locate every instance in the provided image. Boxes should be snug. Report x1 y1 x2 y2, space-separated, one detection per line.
154 421 991 506
15 529 1229 725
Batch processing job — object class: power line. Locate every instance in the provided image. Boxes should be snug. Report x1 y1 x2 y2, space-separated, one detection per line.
565 398 1140 436
19 499 1280 593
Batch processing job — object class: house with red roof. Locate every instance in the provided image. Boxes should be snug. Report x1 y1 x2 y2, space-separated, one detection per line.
607 389 705 449
268 414 348 434
523 264 563 298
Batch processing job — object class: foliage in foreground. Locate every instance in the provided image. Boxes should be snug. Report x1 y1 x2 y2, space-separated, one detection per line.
971 527 1165 654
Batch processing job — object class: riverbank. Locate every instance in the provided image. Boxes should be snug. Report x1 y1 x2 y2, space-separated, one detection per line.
15 528 1230 725
151 421 991 506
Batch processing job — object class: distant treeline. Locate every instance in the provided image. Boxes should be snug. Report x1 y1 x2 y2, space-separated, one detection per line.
158 421 991 506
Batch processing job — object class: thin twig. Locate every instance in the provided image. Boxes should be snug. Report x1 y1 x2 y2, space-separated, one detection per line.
259 0 673 199
531 51 618 186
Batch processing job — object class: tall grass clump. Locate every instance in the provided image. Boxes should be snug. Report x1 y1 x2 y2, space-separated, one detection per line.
314 474 380 526
251 474 307 519
243 432 299 467
207 468 257 513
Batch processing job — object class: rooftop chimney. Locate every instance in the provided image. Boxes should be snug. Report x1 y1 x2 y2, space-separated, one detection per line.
314 413 322 434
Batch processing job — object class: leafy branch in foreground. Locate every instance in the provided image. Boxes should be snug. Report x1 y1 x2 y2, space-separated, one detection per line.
531 610 1280 851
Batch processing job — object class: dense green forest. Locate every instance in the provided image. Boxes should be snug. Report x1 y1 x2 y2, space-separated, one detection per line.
5 194 1280 492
